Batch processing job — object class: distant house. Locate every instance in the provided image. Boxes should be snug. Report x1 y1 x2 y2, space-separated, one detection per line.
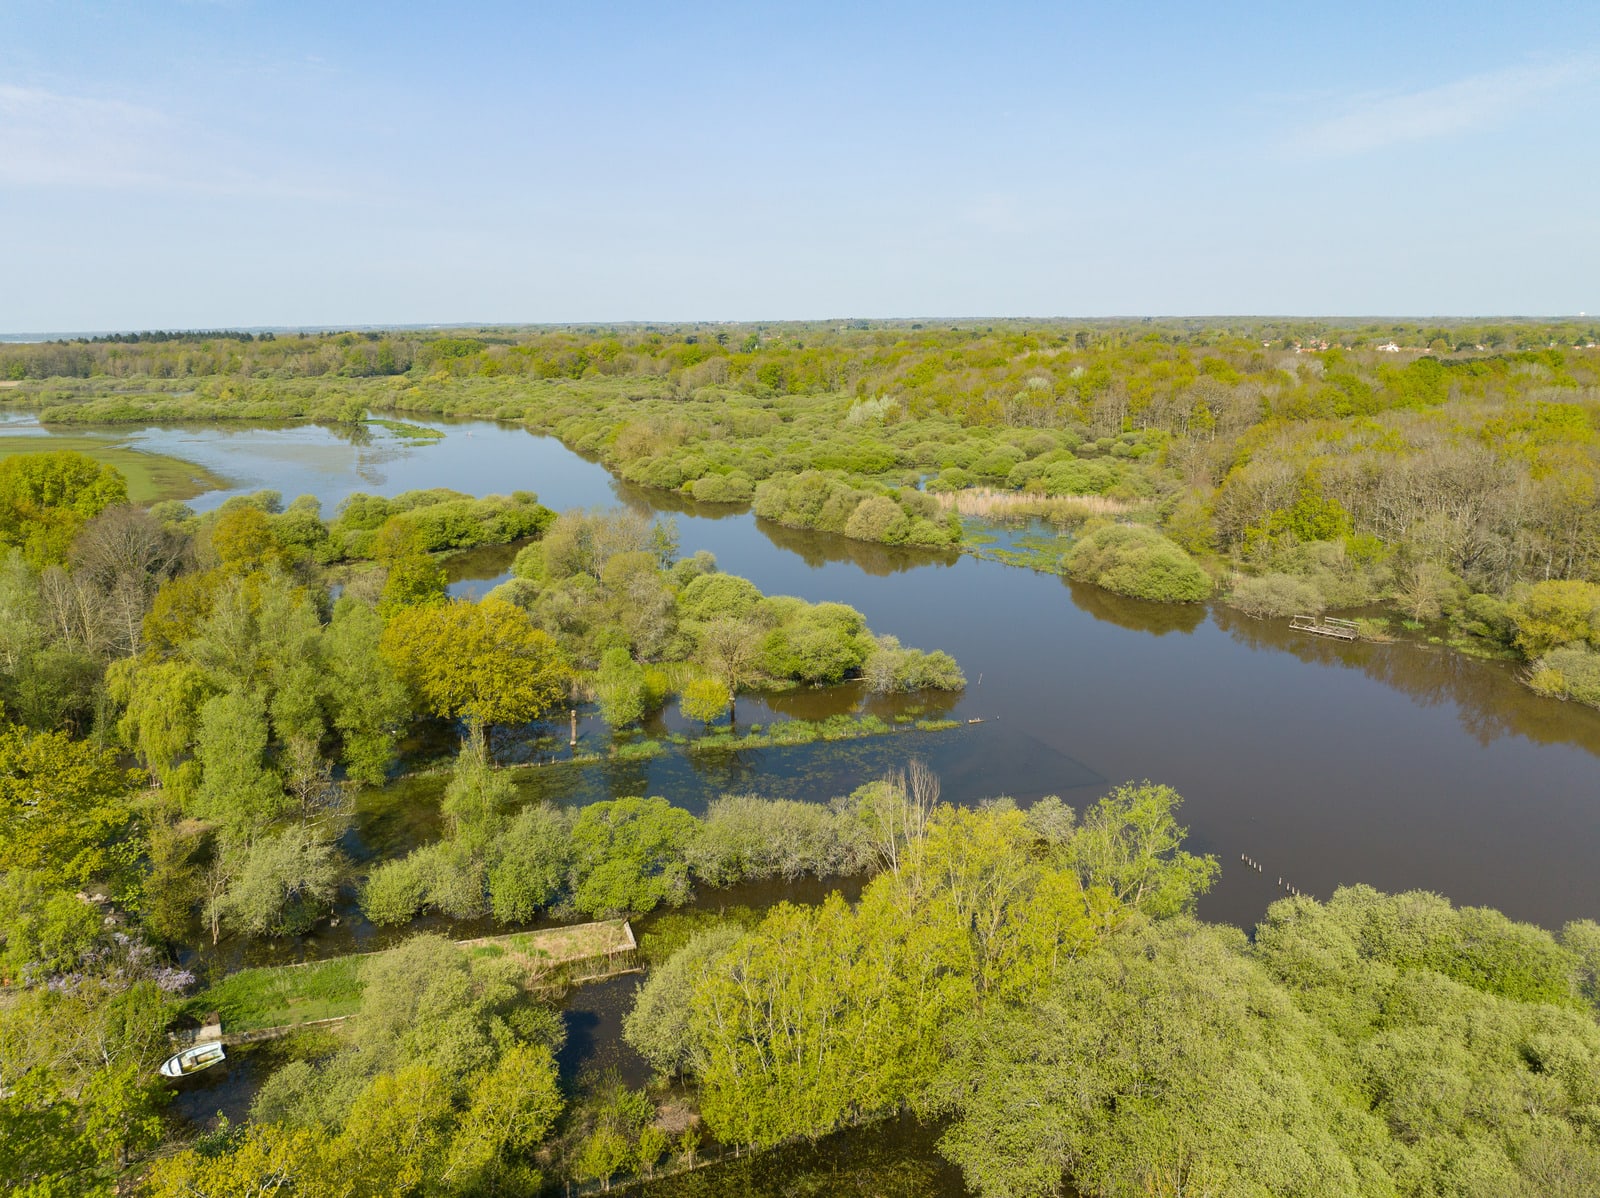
1376 341 1402 353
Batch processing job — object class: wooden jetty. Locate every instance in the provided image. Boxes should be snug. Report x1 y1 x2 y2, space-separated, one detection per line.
1289 614 1359 641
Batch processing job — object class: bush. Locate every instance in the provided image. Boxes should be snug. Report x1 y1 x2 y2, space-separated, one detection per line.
487 805 573 922
596 649 648 727
678 573 761 622
861 635 966 692
569 797 696 918
623 924 744 1075
1451 592 1515 645
1229 573 1325 619
218 825 342 937
1527 646 1600 707
686 795 871 886
761 603 870 683
1064 524 1211 603
680 677 731 725
362 857 429 926
688 472 754 503
925 467 974 492
0 870 104 983
843 495 910 543
1511 580 1600 657
413 840 490 920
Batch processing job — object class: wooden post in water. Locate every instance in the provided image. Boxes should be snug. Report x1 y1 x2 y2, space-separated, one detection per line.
570 709 577 746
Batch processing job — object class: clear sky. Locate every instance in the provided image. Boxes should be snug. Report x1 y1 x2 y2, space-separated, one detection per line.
2 1 1596 330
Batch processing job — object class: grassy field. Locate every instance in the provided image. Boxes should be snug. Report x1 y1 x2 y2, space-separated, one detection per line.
186 922 637 1033
0 433 230 504
460 919 636 968
181 955 366 1032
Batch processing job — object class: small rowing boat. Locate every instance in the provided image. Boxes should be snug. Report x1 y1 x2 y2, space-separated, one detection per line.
159 1041 226 1078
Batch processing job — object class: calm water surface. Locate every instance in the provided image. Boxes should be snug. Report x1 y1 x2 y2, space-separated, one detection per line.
18 412 1600 931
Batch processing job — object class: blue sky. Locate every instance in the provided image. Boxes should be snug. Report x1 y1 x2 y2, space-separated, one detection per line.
2 1 1596 330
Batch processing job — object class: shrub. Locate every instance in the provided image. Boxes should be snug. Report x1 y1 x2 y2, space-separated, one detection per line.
362 857 428 926
843 495 910 543
1527 646 1600 707
623 925 744 1075
1510 581 1600 657
762 603 870 683
689 472 754 503
1064 524 1211 603
861 635 966 692
1451 592 1515 645
487 805 573 922
218 825 342 937
1229 573 1325 619
972 446 1026 476
596 648 648 727
925 467 974 492
678 573 761 622
686 795 871 886
569 796 696 918
680 677 731 725
413 840 490 920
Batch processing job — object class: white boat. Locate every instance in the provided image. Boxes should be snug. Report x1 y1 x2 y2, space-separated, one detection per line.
159 1041 227 1078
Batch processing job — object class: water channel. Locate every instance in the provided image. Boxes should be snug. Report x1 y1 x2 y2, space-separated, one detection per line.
13 411 1600 1194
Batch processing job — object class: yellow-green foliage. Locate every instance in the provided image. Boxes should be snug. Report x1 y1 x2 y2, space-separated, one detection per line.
1510 580 1600 656
11 323 1600 598
0 450 128 567
1064 524 1211 602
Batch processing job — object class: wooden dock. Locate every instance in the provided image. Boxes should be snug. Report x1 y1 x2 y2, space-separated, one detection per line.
1289 614 1359 641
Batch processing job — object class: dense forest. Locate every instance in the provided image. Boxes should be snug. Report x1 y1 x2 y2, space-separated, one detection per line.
6 317 1600 708
6 321 1600 1195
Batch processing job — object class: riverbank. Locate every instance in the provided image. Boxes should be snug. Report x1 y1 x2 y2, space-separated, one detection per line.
0 431 231 503
8 408 1600 931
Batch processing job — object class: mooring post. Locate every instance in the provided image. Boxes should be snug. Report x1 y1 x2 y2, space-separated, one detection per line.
570 709 577 746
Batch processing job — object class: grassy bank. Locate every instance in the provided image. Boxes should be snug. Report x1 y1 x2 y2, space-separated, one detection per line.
0 433 230 504
182 955 366 1032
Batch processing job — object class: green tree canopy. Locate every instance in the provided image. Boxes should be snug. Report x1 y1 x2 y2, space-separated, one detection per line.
0 450 128 568
380 597 571 736
0 722 136 886
570 796 698 917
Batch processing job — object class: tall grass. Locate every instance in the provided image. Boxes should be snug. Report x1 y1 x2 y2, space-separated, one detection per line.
934 488 1138 522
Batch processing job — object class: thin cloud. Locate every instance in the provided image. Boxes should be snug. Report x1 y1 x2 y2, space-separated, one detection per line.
1293 57 1595 157
0 83 346 200
0 85 171 187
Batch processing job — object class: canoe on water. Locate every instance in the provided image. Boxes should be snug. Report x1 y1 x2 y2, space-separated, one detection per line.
159 1041 226 1078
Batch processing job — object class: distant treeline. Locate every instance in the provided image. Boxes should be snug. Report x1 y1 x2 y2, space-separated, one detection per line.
9 319 1600 707
3 317 1597 387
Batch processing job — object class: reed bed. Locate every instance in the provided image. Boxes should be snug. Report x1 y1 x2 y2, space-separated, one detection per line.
935 487 1138 522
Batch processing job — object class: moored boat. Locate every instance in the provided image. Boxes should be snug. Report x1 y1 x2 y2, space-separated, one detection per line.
159 1041 226 1078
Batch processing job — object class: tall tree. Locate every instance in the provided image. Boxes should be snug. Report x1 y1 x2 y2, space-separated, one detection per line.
380 597 570 742
0 722 135 887
0 451 127 568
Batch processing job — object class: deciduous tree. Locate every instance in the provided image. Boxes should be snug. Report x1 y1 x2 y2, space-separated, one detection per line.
380 597 571 740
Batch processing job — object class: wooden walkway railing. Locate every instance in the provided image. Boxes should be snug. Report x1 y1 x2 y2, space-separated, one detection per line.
1289 614 1360 641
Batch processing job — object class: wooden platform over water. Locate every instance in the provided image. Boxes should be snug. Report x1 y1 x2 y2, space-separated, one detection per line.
1289 614 1360 641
